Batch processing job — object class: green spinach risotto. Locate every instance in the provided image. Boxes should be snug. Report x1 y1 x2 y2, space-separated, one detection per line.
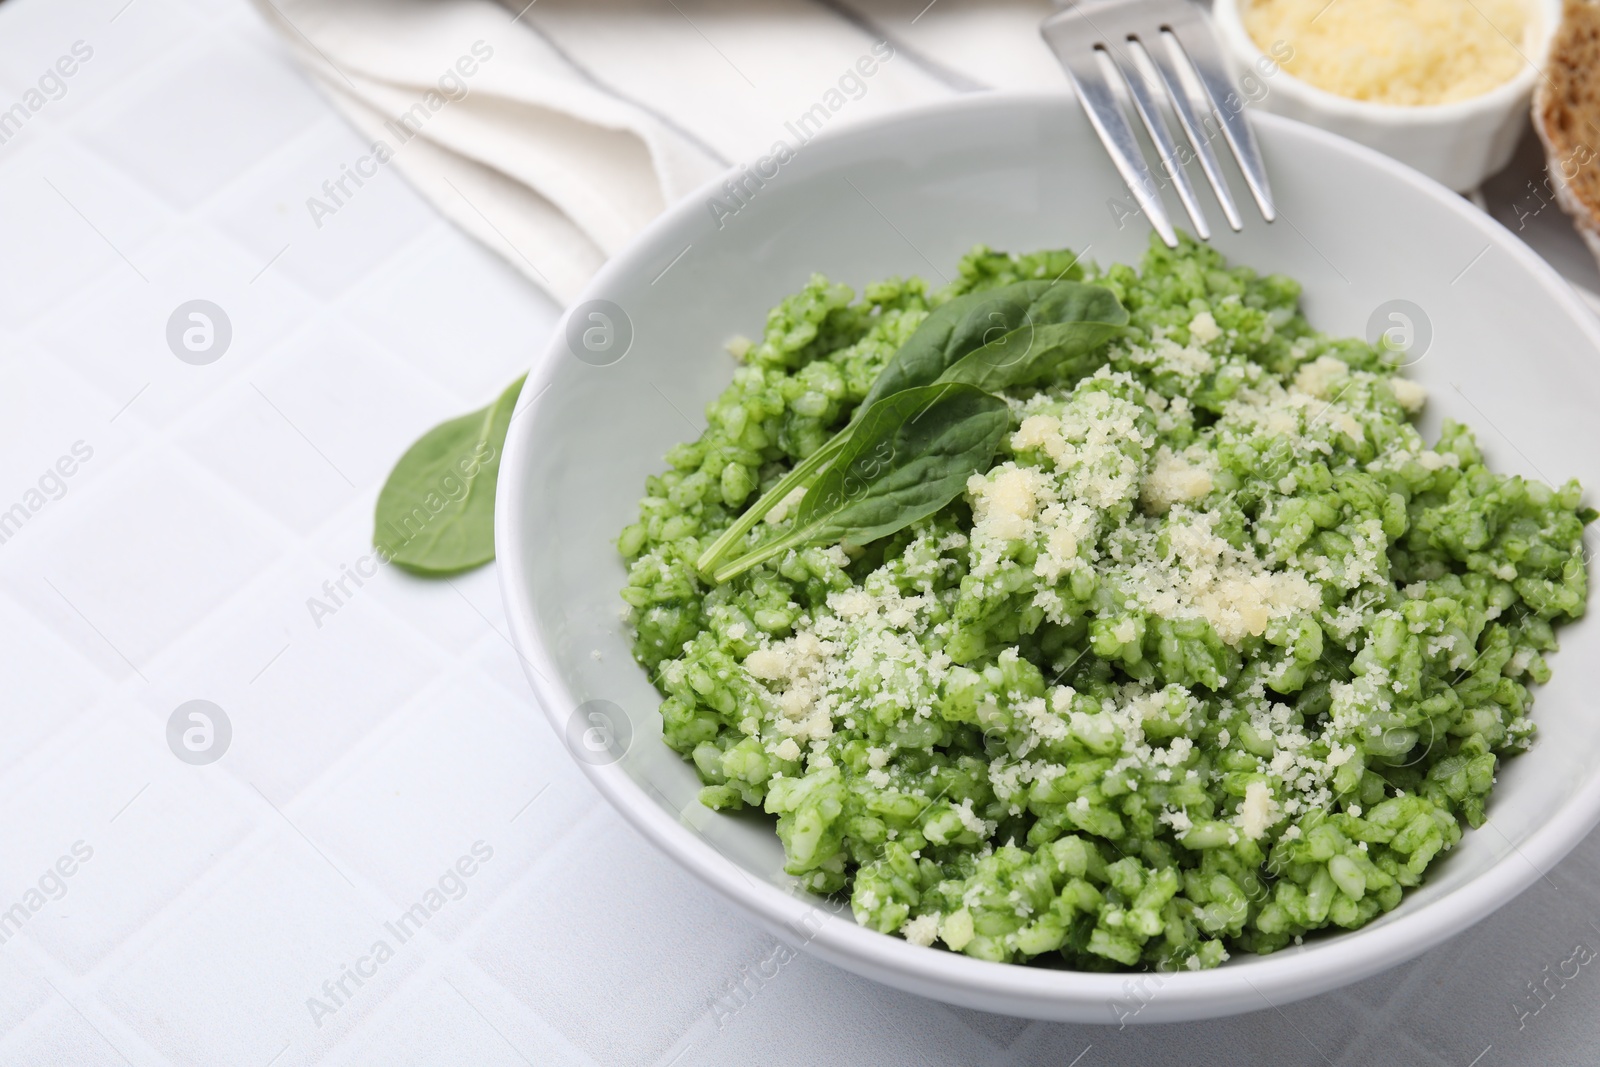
617 236 1590 971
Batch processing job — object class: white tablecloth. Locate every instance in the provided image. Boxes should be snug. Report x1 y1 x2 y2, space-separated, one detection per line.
1 0 1598 1064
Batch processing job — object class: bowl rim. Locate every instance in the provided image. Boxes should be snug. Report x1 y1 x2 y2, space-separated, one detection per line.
496 90 1600 1021
1211 0 1560 125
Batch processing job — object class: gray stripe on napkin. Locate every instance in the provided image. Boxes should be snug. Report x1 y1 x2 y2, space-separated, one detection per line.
807 0 990 93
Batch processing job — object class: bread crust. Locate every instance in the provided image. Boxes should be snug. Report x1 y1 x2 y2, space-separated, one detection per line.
1534 0 1600 262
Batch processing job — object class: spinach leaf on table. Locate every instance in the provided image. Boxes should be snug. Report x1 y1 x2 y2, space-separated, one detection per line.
373 374 526 576
707 383 1010 582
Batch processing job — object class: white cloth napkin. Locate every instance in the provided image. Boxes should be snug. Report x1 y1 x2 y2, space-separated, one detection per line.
252 0 1065 302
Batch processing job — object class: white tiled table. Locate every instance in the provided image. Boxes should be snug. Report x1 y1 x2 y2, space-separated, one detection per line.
2 1 1599 1064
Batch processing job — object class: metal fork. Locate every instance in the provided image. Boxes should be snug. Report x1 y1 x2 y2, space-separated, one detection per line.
1041 0 1275 247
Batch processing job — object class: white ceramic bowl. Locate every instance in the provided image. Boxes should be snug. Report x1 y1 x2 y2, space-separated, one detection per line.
1212 0 1561 192
497 92 1600 1023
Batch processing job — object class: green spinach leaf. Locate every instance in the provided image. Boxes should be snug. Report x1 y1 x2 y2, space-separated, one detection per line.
709 383 1009 582
698 285 1046 576
696 279 1126 579
936 282 1128 392
855 281 1058 410
693 430 847 577
374 374 526 576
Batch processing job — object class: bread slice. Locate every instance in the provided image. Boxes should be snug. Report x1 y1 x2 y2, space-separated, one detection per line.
1534 0 1600 264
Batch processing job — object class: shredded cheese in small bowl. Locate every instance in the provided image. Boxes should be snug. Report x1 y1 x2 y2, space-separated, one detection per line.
1242 0 1535 107
1212 0 1561 190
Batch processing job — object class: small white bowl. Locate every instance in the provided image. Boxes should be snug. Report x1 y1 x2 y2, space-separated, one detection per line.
497 92 1600 1022
1213 0 1560 192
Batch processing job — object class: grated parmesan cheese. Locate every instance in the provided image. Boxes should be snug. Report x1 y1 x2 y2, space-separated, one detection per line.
1188 310 1223 344
1141 446 1215 514
1242 0 1536 107
1292 355 1350 400
764 485 808 525
1239 780 1280 839
901 913 941 946
1114 507 1322 646
1389 377 1427 412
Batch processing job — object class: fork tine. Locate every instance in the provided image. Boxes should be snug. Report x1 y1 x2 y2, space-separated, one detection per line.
1146 30 1244 231
1165 17 1276 221
1052 46 1178 248
1109 39 1210 240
